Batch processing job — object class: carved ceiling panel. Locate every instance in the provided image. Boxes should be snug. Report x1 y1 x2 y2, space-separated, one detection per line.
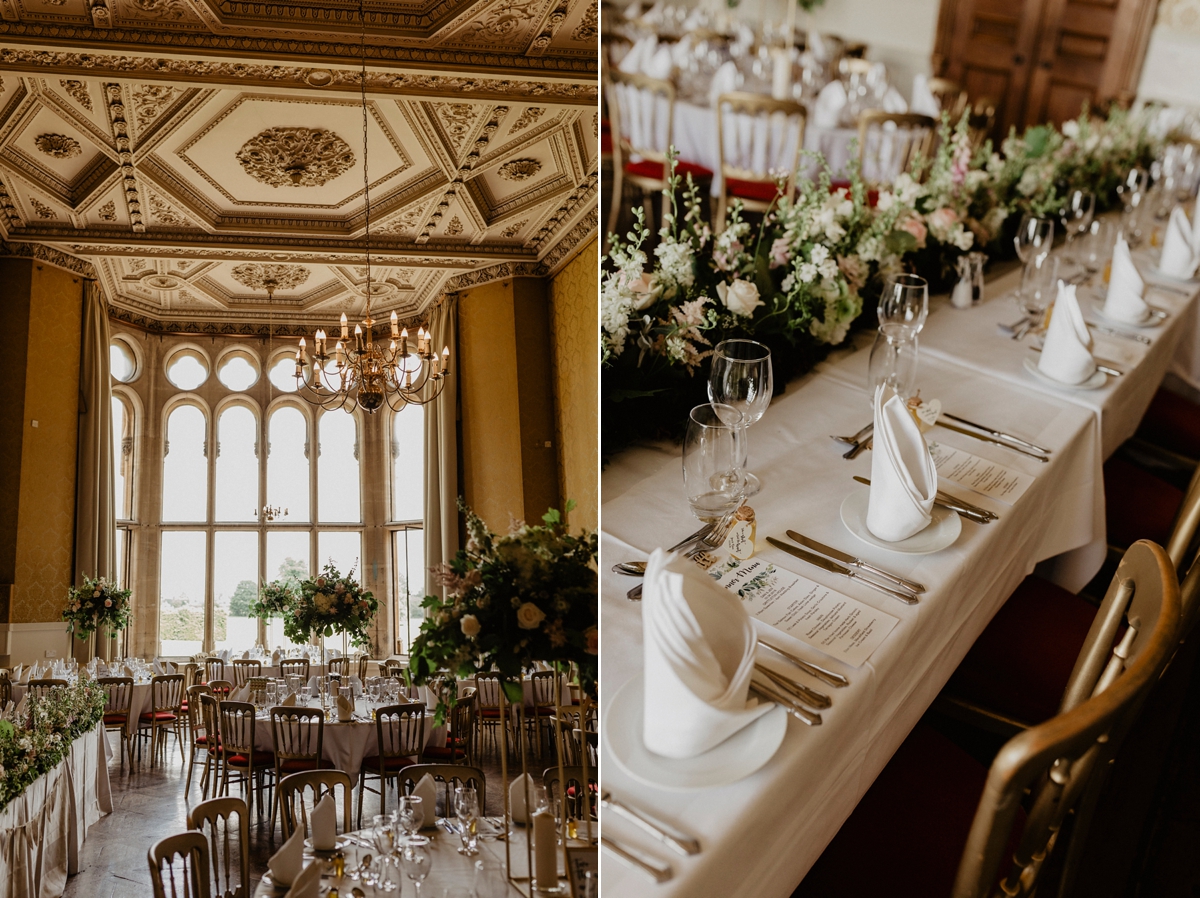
0 0 598 326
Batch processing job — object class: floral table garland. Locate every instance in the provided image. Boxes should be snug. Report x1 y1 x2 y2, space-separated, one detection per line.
601 106 1162 455
0 679 106 812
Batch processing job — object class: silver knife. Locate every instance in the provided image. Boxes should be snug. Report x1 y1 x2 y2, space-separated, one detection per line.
940 413 1051 455
785 530 926 594
749 677 822 726
600 792 701 856
765 537 918 604
935 420 1050 462
852 476 997 524
755 663 832 710
757 638 850 688
1089 322 1152 345
602 835 674 882
843 435 872 460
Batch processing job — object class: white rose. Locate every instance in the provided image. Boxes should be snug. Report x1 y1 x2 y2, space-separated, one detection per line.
624 270 662 311
460 614 481 638
515 602 546 630
716 279 763 317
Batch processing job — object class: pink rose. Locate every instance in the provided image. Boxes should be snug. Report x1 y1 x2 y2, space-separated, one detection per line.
928 207 959 234
104 599 112 607
768 237 791 270
899 215 927 248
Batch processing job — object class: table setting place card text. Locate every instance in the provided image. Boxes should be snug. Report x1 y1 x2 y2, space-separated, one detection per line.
929 441 1035 505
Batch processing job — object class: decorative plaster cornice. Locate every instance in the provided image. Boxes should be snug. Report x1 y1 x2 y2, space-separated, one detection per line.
0 239 97 276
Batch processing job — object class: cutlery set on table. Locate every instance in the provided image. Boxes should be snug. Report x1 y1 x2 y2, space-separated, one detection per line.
833 412 1051 464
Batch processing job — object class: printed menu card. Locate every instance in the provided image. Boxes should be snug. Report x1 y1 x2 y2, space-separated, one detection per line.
928 441 1034 505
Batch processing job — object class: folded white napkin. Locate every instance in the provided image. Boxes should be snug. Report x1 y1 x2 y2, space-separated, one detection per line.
1105 234 1150 323
283 859 322 898
641 549 772 759
644 45 674 80
11 665 22 683
268 827 304 887
881 85 908 114
242 650 250 660
310 793 337 851
336 694 353 722
18 666 32 684
1039 281 1097 384
1160 206 1198 279
152 659 162 675
413 774 437 827
866 385 937 541
281 692 297 707
123 664 136 678
508 773 535 825
231 684 251 703
709 61 740 108
271 650 282 665
910 73 940 117
812 80 846 129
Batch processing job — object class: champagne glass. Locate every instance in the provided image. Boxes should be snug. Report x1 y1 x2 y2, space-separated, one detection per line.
1058 190 1095 266
682 403 746 522
453 785 480 856
1014 215 1055 265
708 339 773 497
400 836 432 897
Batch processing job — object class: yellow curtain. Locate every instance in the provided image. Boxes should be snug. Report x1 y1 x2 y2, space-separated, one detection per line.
423 293 459 599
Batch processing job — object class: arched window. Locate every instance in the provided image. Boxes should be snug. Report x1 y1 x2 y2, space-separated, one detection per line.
162 404 208 522
217 351 260 391
112 394 134 521
165 348 209 390
215 405 258 522
267 406 310 521
110 337 138 383
213 530 258 653
267 355 300 393
318 410 360 523
159 530 207 657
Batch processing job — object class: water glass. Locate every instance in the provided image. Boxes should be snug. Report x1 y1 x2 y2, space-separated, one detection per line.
682 403 747 522
400 836 432 897
397 795 424 838
454 786 480 856
867 332 919 400
1081 218 1115 274
1014 215 1055 265
372 814 394 856
877 273 929 340
708 339 773 497
1059 190 1095 264
1018 253 1060 333
265 682 278 706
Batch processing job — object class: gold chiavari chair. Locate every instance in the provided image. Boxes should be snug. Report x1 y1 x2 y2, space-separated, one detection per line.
328 657 350 677
98 676 135 769
358 703 425 827
967 96 998 150
147 831 211 898
526 671 559 760
383 659 406 680
269 707 328 838
355 655 370 682
204 658 225 684
219 700 275 817
230 659 261 688
473 674 510 761
423 687 475 767
856 111 936 186
796 540 1180 898
714 92 807 230
184 683 213 795
198 693 222 799
926 77 968 119
606 68 713 235
0 674 10 708
542 765 598 828
208 678 233 700
278 658 310 681
400 764 487 814
187 796 249 898
279 770 352 842
138 673 185 765
27 678 68 702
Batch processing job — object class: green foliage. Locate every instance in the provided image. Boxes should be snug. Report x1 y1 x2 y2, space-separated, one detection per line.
63 574 132 638
228 579 257 617
282 563 378 649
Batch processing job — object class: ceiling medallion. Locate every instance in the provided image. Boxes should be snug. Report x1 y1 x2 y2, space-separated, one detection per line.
235 127 355 188
498 158 542 182
231 262 311 295
143 274 182 290
35 133 82 159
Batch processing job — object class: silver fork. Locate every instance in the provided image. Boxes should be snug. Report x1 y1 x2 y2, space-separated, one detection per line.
625 515 737 601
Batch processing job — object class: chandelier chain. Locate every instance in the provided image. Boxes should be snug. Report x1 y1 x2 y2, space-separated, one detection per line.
360 0 372 319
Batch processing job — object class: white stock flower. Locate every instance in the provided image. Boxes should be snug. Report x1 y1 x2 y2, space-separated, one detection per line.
809 244 830 265
798 262 818 284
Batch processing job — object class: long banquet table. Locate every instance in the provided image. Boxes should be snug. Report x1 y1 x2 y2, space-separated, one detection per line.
0 722 113 898
599 249 1200 896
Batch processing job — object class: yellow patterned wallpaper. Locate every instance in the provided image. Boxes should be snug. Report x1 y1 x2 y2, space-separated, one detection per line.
13 265 82 623
1157 0 1200 35
549 238 599 534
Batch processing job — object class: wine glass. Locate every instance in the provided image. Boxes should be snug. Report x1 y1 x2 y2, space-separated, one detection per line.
868 274 928 402
1081 218 1115 275
1014 215 1055 265
1117 167 1149 245
400 836 432 897
396 795 424 839
682 403 746 522
1058 190 1095 266
867 332 920 400
708 339 773 497
1017 253 1060 335
454 785 480 856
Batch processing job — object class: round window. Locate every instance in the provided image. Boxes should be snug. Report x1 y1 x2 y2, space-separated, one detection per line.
268 356 300 393
166 349 209 390
110 338 137 383
217 352 260 391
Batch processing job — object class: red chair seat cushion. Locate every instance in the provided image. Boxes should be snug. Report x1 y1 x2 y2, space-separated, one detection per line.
103 713 127 725
279 758 333 773
227 751 274 767
794 723 1013 898
726 177 781 203
422 745 467 760
565 783 598 797
600 122 612 156
943 575 1096 725
479 709 503 719
139 711 177 722
1104 456 1183 548
362 755 417 772
1136 387 1200 458
624 159 713 182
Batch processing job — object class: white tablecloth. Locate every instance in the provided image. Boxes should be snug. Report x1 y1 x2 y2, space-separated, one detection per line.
599 257 1200 895
0 722 113 898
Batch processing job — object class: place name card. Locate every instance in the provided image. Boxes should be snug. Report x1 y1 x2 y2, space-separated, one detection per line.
928 441 1034 505
710 557 899 668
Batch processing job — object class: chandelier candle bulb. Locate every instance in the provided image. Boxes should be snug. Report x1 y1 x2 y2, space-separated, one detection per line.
298 337 307 363
441 347 449 373
401 327 408 356
340 313 348 339
390 311 399 338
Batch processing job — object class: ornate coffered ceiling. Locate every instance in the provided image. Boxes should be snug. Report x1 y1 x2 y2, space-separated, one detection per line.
0 0 598 328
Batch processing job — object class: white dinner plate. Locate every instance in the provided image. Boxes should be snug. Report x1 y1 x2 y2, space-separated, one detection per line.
839 487 962 556
258 871 289 893
603 673 788 791
1149 265 1197 285
1088 297 1162 329
1022 357 1107 391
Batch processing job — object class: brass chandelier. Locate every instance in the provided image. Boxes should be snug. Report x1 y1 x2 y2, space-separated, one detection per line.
292 0 450 415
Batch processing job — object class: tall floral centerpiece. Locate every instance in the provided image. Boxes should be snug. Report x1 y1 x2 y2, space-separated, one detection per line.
408 499 597 894
284 563 378 655
63 575 132 659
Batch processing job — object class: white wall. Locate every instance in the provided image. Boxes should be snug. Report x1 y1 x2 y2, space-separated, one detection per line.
1138 0 1200 109
0 621 74 668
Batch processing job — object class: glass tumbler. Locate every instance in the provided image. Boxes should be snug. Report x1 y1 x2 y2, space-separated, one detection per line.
682 403 747 522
